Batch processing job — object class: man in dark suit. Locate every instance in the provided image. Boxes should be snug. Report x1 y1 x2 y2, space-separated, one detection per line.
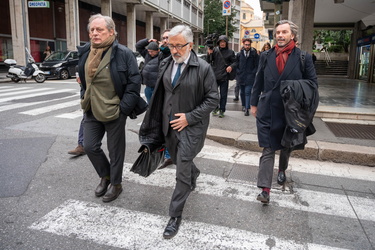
250 20 317 204
139 25 219 239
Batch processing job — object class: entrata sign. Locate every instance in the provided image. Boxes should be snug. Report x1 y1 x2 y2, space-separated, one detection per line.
28 1 50 8
222 0 231 16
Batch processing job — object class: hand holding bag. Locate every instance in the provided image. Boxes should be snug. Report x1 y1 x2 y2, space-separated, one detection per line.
130 144 165 177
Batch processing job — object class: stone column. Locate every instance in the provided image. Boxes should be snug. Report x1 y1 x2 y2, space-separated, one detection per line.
101 0 112 17
288 0 316 53
9 0 29 65
127 3 136 51
194 32 199 52
348 21 362 79
146 11 154 39
65 0 80 51
160 17 168 33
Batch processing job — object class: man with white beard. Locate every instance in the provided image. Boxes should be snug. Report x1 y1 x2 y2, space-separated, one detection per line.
139 25 219 239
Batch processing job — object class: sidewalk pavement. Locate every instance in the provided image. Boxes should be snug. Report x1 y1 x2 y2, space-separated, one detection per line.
207 79 375 167
207 110 375 167
1 72 374 166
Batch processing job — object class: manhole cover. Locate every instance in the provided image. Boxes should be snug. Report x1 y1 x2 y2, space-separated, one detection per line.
325 122 375 140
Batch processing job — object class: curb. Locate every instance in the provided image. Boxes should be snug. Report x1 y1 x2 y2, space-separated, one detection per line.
207 128 375 167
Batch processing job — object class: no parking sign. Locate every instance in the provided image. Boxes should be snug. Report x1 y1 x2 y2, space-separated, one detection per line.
222 0 231 16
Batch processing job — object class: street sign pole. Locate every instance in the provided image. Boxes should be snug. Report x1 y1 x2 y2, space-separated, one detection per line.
226 16 228 36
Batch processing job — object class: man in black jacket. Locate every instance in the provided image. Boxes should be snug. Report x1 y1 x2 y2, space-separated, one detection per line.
207 35 236 118
235 38 259 116
77 14 142 203
139 25 219 239
250 20 317 204
135 39 161 103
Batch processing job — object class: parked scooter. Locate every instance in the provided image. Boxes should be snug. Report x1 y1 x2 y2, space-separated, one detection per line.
4 48 46 83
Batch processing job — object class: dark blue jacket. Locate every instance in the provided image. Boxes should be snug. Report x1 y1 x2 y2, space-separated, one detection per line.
251 47 317 150
77 40 142 116
235 47 259 86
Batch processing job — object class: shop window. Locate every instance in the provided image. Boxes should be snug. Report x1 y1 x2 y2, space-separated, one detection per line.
0 37 13 62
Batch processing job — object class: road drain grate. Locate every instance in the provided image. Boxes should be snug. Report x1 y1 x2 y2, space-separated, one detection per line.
325 122 375 140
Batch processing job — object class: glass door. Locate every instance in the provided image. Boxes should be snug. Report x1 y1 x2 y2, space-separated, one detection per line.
359 45 370 80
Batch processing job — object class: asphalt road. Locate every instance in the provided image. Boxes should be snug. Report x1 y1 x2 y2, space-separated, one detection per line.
0 79 374 250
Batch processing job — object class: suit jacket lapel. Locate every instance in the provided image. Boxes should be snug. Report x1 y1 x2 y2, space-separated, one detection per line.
267 50 280 81
163 60 174 91
279 49 299 80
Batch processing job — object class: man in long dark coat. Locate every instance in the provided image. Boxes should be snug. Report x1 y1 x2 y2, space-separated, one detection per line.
250 20 318 204
139 25 219 239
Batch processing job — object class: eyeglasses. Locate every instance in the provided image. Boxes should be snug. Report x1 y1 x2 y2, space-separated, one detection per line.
244 44 251 46
162 36 169 40
167 42 189 50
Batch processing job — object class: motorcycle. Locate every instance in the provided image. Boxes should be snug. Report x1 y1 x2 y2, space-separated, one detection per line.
4 48 46 83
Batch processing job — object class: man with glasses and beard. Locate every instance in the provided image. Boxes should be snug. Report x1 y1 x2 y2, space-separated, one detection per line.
139 25 219 239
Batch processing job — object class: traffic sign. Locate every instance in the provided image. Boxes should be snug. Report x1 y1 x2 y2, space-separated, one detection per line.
222 0 231 16
254 33 260 39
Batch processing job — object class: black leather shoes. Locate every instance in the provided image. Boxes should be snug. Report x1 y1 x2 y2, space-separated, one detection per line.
244 110 249 116
102 184 122 202
95 178 110 197
233 97 239 102
191 169 200 190
158 158 173 170
257 191 270 204
277 171 286 185
163 217 182 239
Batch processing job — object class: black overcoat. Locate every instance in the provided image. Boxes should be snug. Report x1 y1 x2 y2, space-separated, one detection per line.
139 51 219 161
250 47 317 150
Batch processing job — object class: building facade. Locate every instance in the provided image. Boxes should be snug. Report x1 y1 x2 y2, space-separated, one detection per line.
1 0 205 65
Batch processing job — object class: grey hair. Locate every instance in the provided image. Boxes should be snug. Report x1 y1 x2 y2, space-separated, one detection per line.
274 20 298 42
169 25 193 43
88 13 117 36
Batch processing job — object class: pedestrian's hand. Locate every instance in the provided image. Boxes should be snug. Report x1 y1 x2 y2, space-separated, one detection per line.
250 106 257 118
170 113 188 132
149 38 157 43
226 66 232 73
207 49 213 55
76 76 81 84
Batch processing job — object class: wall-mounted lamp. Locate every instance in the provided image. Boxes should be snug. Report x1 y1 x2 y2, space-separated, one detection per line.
58 6 63 13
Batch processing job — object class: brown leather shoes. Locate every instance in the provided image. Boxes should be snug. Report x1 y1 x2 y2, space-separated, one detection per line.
94 178 110 197
68 145 85 156
158 158 173 170
102 184 122 202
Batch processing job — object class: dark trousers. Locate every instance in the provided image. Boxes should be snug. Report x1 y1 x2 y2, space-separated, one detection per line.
240 84 253 109
77 114 85 146
84 111 126 185
165 128 200 218
257 147 292 189
217 80 229 112
234 81 240 99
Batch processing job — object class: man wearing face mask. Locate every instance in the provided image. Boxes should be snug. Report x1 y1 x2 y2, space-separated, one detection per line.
250 20 318 204
77 14 142 203
139 25 219 239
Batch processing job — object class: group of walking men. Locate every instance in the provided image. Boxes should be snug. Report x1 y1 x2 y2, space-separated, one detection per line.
72 13 318 239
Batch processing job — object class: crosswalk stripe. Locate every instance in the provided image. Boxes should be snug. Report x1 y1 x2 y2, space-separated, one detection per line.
0 93 79 112
199 145 375 182
0 87 31 93
29 199 348 250
19 99 80 116
0 89 75 103
56 109 83 119
0 87 52 97
122 163 375 222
